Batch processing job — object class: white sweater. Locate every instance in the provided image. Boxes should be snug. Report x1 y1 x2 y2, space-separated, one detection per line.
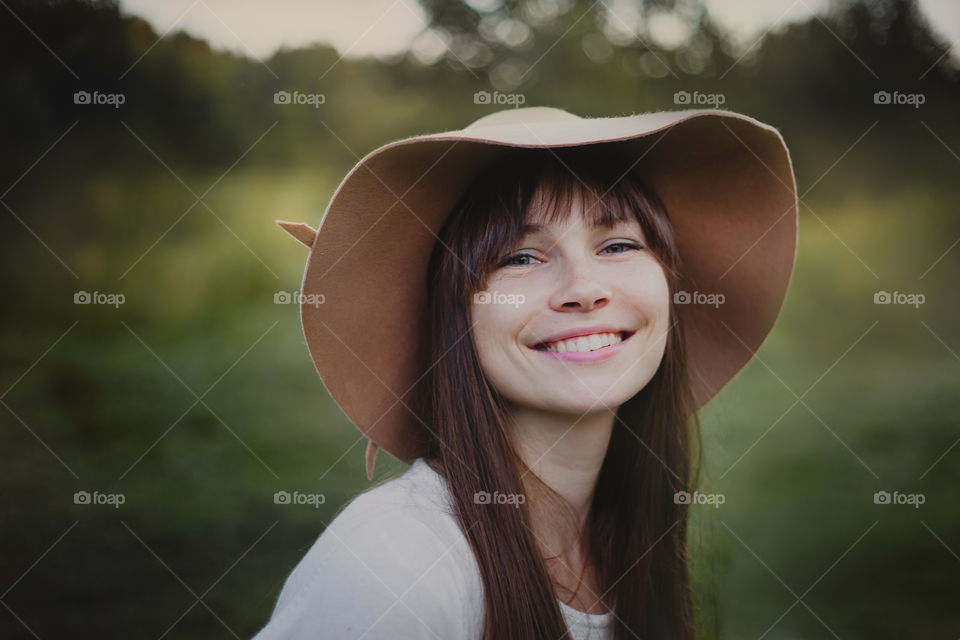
252 457 614 639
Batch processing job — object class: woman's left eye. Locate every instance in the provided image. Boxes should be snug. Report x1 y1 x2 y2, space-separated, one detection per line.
503 253 540 266
600 242 643 254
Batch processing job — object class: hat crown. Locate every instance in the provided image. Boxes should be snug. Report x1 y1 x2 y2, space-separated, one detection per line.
464 106 581 130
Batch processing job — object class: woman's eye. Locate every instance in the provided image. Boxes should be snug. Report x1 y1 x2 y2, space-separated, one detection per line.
501 242 642 267
503 253 540 266
600 242 643 254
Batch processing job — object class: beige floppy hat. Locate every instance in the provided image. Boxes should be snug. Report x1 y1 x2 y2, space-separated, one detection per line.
277 106 798 480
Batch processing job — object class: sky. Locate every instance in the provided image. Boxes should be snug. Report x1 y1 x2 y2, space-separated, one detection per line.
116 0 960 65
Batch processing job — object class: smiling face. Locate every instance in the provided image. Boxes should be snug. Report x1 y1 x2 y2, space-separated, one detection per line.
469 191 672 418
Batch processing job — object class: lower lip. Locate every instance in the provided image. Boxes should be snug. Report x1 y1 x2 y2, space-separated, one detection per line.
530 334 633 363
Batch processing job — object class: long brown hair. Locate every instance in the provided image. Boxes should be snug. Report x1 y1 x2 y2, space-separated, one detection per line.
417 143 706 639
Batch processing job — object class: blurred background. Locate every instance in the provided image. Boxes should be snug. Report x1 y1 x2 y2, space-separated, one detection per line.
0 0 958 637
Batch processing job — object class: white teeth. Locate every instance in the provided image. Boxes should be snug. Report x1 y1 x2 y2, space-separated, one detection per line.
542 332 623 354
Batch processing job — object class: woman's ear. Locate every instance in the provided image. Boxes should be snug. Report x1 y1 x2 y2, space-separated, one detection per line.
276 220 317 248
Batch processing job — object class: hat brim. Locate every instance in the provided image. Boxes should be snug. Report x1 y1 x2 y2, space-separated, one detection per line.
291 108 798 467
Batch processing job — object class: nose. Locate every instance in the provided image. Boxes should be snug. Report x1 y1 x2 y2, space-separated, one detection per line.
549 255 611 312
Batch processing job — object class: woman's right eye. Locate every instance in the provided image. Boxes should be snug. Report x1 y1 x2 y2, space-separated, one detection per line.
502 252 540 267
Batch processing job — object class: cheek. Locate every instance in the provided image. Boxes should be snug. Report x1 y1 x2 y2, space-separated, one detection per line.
469 302 512 374
469 301 536 397
617 263 671 320
471 300 525 353
648 275 672 321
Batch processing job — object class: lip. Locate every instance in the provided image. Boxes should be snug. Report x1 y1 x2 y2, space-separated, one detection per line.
529 324 630 347
531 332 634 363
526 325 636 363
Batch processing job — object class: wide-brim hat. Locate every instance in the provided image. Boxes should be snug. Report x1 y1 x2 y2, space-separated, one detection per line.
277 106 798 480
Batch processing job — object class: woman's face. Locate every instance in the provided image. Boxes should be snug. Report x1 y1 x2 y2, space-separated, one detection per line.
470 200 672 417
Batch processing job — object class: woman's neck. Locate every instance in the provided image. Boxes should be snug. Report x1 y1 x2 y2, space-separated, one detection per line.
508 405 614 558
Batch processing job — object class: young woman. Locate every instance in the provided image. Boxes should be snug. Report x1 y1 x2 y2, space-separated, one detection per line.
254 106 798 640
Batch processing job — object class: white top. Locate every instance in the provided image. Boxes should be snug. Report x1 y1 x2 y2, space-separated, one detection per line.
252 457 614 639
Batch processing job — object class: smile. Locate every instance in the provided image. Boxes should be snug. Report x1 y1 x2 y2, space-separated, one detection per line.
534 331 629 353
529 329 636 363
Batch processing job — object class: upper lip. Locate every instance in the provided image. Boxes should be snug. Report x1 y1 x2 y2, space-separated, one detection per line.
528 324 633 348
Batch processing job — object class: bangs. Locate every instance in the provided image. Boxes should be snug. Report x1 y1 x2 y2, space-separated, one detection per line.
518 152 640 237
430 144 681 303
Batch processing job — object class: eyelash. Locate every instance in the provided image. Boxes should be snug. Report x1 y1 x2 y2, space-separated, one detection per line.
501 242 644 267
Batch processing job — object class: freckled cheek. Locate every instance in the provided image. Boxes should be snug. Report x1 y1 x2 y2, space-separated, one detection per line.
486 274 530 293
473 304 527 364
470 304 525 361
620 272 671 326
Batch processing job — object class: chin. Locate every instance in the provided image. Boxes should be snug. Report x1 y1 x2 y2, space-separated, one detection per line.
552 380 641 406
541 393 631 416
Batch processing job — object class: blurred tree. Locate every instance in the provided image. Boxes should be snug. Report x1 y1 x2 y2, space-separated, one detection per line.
411 0 715 86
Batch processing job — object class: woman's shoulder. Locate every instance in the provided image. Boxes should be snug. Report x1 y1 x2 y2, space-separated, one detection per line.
252 459 484 640
338 457 456 527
